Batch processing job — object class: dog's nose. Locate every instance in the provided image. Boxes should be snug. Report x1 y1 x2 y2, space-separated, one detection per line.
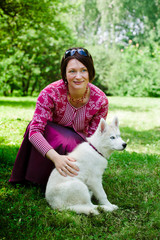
122 143 127 149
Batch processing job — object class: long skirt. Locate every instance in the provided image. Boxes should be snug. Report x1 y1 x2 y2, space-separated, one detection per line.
9 121 85 186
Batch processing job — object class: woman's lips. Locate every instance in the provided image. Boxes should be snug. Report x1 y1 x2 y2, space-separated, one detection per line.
73 81 84 84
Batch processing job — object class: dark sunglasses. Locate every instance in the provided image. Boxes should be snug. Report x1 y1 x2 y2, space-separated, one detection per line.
64 48 90 59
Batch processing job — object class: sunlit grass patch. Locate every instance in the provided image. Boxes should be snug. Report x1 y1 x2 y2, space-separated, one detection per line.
0 96 160 240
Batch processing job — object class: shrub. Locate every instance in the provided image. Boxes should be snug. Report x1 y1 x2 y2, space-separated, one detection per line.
106 42 160 97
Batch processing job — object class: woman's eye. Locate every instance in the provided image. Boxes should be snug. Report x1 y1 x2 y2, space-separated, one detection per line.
110 136 116 139
82 69 87 72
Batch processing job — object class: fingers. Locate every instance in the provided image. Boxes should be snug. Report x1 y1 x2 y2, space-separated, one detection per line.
66 157 79 172
58 168 66 177
58 165 77 177
66 156 76 162
58 157 79 177
55 155 79 177
65 164 79 176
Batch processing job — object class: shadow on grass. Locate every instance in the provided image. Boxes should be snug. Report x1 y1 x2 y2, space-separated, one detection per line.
0 99 36 108
0 145 19 166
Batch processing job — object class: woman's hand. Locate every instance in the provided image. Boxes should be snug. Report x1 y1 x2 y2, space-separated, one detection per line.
54 155 79 177
46 149 79 177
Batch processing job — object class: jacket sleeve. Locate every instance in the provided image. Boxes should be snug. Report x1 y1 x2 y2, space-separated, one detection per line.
28 88 55 157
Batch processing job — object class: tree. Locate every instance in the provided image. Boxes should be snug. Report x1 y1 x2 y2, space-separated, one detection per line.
0 0 76 96
69 0 160 46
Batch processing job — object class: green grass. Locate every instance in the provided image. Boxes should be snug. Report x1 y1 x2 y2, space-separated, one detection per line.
0 96 160 240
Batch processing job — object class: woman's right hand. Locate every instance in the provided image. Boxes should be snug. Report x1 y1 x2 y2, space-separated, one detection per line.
46 149 79 177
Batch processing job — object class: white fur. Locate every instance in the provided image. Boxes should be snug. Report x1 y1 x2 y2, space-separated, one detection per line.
45 117 127 215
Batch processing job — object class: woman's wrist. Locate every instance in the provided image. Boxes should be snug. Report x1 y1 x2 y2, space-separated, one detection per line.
46 149 59 164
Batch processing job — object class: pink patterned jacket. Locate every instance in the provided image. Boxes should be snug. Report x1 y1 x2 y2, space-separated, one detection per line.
29 79 109 156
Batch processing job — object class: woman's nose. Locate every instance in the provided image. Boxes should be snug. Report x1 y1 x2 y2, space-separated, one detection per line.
75 71 81 79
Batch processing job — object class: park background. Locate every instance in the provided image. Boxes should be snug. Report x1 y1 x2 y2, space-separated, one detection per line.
0 0 160 97
0 0 160 239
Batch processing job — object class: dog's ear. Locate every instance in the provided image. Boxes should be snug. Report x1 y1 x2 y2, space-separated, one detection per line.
99 118 107 133
112 116 119 127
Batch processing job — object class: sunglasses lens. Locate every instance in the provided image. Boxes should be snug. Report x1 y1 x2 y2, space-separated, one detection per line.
64 48 89 59
65 50 71 58
77 49 88 56
70 49 76 56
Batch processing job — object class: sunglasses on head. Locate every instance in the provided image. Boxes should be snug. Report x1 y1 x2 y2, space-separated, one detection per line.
64 48 90 59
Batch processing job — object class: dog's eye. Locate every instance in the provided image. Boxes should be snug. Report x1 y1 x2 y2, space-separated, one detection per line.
110 136 116 139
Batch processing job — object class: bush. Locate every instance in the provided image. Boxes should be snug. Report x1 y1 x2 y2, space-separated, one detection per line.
106 42 160 97
88 45 121 95
88 26 160 97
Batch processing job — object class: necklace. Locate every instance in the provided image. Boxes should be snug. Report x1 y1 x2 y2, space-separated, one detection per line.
68 85 89 103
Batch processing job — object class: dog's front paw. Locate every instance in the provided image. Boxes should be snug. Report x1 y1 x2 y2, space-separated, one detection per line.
89 209 99 215
100 204 118 212
111 204 118 210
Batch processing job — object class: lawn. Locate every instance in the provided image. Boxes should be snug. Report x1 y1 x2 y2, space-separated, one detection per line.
0 96 160 240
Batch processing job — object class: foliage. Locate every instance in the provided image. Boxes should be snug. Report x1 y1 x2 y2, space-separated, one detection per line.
0 0 160 97
0 96 160 239
87 45 121 93
69 0 160 97
105 40 160 97
0 0 76 96
71 0 160 46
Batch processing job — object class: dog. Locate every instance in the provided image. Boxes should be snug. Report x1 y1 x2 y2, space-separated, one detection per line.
45 117 127 215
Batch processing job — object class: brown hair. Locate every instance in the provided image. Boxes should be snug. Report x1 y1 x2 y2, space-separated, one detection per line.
61 47 95 83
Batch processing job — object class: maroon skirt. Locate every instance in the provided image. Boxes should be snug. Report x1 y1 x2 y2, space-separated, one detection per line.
9 122 85 186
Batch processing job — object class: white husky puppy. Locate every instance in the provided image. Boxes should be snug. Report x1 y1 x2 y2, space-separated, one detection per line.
45 117 127 215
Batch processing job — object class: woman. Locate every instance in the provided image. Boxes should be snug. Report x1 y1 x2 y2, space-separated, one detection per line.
9 47 109 186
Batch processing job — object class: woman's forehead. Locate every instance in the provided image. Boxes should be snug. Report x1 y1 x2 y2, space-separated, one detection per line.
66 59 86 69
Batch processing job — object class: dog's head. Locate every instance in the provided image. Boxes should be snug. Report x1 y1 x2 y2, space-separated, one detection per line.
89 117 127 157
101 116 127 151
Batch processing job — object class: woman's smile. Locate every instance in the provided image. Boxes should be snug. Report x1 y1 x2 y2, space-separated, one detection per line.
73 80 85 84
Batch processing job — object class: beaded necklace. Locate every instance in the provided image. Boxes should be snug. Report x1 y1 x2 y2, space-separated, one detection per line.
68 85 89 103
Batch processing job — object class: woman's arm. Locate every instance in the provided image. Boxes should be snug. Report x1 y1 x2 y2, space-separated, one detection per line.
28 88 55 156
29 86 79 176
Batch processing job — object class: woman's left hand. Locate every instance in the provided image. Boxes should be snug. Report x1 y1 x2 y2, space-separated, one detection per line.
46 149 79 177
58 155 79 177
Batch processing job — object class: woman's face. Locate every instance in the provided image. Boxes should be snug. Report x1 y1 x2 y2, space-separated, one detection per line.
66 59 89 91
